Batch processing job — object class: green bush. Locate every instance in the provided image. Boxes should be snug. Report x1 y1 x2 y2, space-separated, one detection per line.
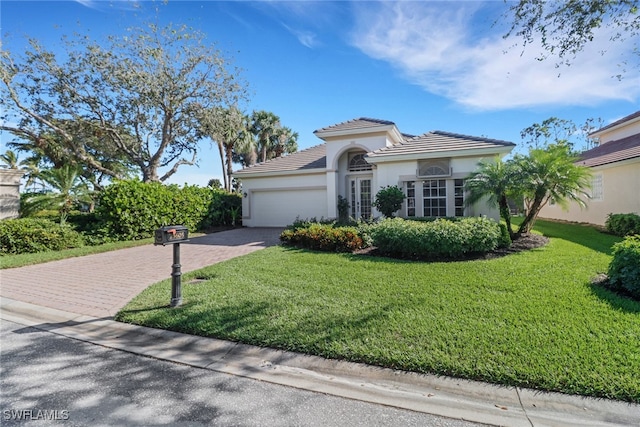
498 223 512 248
0 218 85 255
605 213 640 236
97 180 241 239
369 217 502 259
607 235 640 300
280 223 365 252
373 185 405 218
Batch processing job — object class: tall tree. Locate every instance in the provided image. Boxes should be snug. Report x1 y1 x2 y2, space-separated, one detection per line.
200 106 253 191
1 22 247 183
503 0 640 72
250 110 281 164
465 158 518 239
521 117 603 152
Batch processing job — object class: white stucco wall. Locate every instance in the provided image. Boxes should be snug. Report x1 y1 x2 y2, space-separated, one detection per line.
240 172 328 227
0 169 24 220
539 159 640 226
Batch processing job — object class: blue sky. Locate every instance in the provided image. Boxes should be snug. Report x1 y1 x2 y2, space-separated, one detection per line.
2 0 639 187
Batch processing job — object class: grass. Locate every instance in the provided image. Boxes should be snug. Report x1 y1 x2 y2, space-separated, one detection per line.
0 238 154 269
116 219 640 402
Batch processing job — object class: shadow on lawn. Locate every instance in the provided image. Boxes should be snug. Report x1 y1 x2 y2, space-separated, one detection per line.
588 280 640 314
523 219 621 255
117 298 399 359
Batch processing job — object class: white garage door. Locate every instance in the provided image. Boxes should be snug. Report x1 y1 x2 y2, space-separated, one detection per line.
250 189 328 227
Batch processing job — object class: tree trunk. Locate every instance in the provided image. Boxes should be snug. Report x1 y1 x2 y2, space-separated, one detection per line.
225 145 234 193
498 195 515 240
517 196 544 235
217 142 228 192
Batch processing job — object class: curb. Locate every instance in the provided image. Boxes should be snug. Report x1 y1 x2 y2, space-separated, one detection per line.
2 297 638 427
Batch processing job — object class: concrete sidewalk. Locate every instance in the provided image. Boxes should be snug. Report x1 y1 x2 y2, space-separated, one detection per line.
1 228 639 426
2 298 638 427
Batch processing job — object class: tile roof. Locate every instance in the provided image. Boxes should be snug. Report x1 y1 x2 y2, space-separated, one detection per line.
366 131 515 159
590 110 640 136
578 133 640 167
313 117 396 135
234 144 326 175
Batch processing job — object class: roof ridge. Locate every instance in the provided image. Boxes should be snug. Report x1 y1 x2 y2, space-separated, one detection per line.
430 130 515 146
314 117 396 134
590 110 640 136
235 144 326 172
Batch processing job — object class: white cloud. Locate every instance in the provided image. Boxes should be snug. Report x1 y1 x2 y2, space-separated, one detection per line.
350 1 640 110
282 24 320 49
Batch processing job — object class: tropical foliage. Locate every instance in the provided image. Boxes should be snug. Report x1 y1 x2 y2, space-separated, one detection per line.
465 158 517 239
20 164 93 225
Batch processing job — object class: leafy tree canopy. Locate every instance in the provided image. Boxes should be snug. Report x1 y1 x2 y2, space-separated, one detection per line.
503 0 640 73
1 22 248 183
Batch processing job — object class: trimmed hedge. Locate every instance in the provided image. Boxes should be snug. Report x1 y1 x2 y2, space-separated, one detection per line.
605 213 640 237
280 223 366 252
607 235 640 300
369 217 504 259
0 218 85 255
97 180 241 239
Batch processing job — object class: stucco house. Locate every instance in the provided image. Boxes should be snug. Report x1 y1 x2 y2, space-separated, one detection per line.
539 110 640 226
234 118 515 227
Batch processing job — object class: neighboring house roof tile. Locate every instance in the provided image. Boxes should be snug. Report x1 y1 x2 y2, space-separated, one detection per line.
589 110 640 136
313 117 396 134
366 131 515 158
578 133 640 167
234 144 326 175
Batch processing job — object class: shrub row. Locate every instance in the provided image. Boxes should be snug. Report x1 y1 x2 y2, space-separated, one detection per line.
0 218 85 255
605 213 640 237
280 223 366 252
607 235 640 300
369 217 507 259
97 180 241 239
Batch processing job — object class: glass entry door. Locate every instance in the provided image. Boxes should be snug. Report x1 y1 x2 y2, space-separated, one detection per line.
350 177 372 220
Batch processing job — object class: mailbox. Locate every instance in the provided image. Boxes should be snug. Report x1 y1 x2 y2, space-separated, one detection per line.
154 225 189 246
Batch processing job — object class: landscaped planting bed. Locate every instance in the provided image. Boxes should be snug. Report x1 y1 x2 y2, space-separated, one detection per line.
116 220 640 402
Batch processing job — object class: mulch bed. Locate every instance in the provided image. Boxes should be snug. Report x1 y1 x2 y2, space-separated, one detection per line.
353 233 550 262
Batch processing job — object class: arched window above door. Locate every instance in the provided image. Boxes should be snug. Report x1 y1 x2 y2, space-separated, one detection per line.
348 153 372 172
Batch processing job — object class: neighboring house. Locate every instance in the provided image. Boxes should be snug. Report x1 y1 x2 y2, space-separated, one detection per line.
540 110 640 226
0 169 24 220
234 118 515 227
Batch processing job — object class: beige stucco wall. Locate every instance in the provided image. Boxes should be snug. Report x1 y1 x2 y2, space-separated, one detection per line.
0 169 24 220
539 158 640 226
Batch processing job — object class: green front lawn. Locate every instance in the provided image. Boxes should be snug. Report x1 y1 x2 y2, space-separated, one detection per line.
116 220 640 402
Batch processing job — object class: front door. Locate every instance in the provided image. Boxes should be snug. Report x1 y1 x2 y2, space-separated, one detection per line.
350 177 372 220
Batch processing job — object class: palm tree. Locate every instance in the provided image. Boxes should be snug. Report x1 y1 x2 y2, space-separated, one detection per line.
0 150 20 169
465 158 517 239
202 107 254 192
250 110 280 164
21 164 93 224
271 126 298 158
513 143 592 234
219 107 253 192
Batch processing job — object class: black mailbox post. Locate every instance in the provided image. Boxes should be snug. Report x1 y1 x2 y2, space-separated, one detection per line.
154 225 189 307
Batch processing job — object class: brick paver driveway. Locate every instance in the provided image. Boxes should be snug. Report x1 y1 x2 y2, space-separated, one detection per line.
1 228 283 318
